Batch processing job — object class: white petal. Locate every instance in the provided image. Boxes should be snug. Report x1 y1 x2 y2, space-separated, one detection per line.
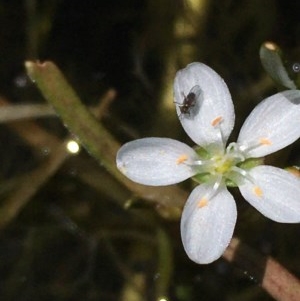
180 184 237 264
237 90 300 158
174 62 235 149
239 165 300 223
116 137 197 186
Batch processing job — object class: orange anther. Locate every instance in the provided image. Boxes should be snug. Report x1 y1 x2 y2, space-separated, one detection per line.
197 198 208 208
211 116 223 127
253 186 263 197
176 154 188 165
259 138 272 145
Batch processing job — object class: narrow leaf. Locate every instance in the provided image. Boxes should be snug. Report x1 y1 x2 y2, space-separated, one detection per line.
260 41 297 89
24 61 187 212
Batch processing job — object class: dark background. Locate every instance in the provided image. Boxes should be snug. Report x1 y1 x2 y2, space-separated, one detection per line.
0 1 299 300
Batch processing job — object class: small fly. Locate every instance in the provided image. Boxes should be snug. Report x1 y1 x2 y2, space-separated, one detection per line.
175 85 201 117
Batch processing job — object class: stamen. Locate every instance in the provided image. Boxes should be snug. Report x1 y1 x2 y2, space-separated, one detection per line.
226 143 246 162
212 177 222 191
259 138 272 145
195 176 223 210
189 158 217 175
193 159 205 165
237 138 271 155
211 116 223 127
210 116 226 149
226 166 256 187
193 159 214 168
237 143 248 152
230 166 248 177
197 198 208 208
176 154 188 165
253 186 263 197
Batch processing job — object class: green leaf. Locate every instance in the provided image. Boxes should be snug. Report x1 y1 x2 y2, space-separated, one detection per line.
259 41 297 89
25 61 120 177
24 61 187 212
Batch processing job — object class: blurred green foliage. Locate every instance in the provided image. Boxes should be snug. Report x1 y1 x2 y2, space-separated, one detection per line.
0 1 299 300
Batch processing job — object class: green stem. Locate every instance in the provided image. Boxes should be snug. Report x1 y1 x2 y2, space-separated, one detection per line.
25 61 187 215
155 228 173 301
223 237 300 301
25 61 119 176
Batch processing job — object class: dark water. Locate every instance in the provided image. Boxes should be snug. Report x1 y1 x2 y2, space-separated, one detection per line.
0 1 299 300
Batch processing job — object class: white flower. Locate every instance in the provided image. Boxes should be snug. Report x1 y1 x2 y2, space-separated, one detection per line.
116 62 300 264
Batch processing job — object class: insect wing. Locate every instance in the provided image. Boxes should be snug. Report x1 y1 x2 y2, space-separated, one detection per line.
188 85 201 100
175 85 202 118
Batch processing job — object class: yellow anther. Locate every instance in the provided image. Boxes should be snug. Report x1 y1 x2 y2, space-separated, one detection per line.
259 138 272 145
264 41 277 51
253 186 263 197
211 116 223 127
197 198 208 208
286 166 300 178
176 154 188 165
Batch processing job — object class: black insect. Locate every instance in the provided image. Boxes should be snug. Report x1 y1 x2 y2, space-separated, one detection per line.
175 85 201 117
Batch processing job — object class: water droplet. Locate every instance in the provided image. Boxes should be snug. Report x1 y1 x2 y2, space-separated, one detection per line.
243 270 258 283
41 147 51 156
68 168 78 177
292 62 300 73
66 140 80 154
14 74 29 88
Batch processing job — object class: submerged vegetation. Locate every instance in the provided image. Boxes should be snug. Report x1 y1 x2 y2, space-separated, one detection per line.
0 1 299 300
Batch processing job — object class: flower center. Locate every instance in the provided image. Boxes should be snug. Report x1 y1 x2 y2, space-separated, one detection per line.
212 155 234 174
192 142 262 187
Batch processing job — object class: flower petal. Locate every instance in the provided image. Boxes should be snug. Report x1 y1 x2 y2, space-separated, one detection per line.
180 184 237 264
237 90 300 158
174 63 235 149
116 137 197 186
239 165 300 223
